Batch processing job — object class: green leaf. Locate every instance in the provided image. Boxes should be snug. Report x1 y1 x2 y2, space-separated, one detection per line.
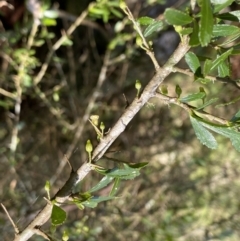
210 48 233 71
51 205 67 226
185 52 201 73
83 196 116 208
190 116 218 149
89 176 114 193
217 60 230 77
217 10 240 21
138 16 155 25
212 24 240 37
200 122 240 152
190 20 200 46
179 27 193 35
164 9 193 25
199 0 214 46
143 20 164 37
180 92 206 103
42 18 57 26
203 59 212 76
110 178 121 196
213 0 234 13
175 84 182 98
196 98 218 110
231 109 240 122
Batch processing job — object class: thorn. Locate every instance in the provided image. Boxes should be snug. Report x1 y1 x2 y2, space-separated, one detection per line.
64 154 73 171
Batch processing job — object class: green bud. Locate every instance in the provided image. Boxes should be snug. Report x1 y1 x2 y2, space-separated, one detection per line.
86 140 93 153
135 80 142 90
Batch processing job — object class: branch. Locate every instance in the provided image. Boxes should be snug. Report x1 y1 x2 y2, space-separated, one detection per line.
13 35 190 241
155 92 229 125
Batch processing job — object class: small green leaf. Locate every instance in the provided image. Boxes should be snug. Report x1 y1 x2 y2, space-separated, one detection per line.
180 92 206 103
159 85 168 95
203 59 213 76
190 116 218 149
196 98 218 110
190 20 200 46
213 0 234 13
212 24 240 37
185 52 201 73
164 9 193 25
199 0 214 46
231 109 240 122
89 176 114 193
42 18 57 26
110 178 121 196
217 60 230 77
175 84 182 98
179 27 193 35
143 20 164 37
217 10 240 21
83 196 116 208
51 205 67 226
210 48 233 72
138 16 155 25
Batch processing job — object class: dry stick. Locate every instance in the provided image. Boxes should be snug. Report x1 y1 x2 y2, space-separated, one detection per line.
1 203 19 235
33 3 93 86
13 36 190 241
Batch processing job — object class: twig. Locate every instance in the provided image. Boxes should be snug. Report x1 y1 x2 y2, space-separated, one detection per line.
121 4 160 71
1 203 19 234
0 88 16 99
33 3 94 86
155 92 229 125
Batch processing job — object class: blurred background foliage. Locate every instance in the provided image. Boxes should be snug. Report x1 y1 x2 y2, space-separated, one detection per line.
1 0 240 240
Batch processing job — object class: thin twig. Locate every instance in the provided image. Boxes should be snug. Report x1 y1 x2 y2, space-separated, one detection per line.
1 203 19 234
155 92 229 125
33 3 94 85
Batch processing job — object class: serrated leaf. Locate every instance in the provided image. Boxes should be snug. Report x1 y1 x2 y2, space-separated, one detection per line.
164 9 193 25
175 84 182 98
143 20 164 37
190 116 218 149
196 98 219 110
89 176 114 193
213 24 240 37
217 10 240 21
200 122 240 152
180 92 206 103
185 52 201 73
199 0 214 46
138 16 155 25
51 205 67 226
210 48 233 71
